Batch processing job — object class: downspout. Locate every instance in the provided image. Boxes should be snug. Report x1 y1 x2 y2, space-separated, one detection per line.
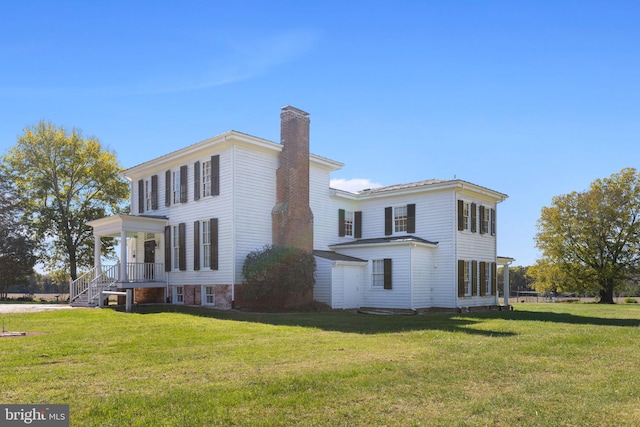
230 138 236 308
409 243 414 310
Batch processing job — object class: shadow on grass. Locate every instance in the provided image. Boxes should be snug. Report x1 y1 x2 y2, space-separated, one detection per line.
129 305 517 337
506 309 640 327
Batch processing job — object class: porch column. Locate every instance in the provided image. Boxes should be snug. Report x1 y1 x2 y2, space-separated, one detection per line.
94 234 102 273
503 263 511 306
120 230 128 283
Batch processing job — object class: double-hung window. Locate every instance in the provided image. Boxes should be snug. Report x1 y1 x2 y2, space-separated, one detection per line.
202 160 211 198
462 202 470 231
173 171 181 204
372 259 385 288
175 286 184 303
484 262 491 296
344 211 354 237
203 286 215 305
394 206 408 233
145 180 152 211
464 261 472 296
173 225 180 270
202 219 211 269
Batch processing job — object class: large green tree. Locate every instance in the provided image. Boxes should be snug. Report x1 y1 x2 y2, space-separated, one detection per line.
0 169 36 297
3 121 129 281
535 168 640 303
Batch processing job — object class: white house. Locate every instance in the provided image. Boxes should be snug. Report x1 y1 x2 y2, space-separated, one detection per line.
71 106 509 312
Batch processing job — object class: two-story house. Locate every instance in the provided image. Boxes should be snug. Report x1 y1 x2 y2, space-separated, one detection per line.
72 106 508 312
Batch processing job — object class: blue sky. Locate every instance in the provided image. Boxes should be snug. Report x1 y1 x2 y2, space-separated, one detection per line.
1 0 639 267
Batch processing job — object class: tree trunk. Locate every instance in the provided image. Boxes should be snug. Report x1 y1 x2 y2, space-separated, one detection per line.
598 280 615 304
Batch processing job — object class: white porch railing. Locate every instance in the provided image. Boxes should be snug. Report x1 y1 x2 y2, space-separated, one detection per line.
70 263 165 306
126 262 166 283
70 264 119 305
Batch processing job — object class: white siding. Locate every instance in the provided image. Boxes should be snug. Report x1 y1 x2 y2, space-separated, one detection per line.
335 245 411 309
313 256 333 306
233 145 279 284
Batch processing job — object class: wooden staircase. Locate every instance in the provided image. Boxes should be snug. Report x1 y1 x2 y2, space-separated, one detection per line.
70 265 119 308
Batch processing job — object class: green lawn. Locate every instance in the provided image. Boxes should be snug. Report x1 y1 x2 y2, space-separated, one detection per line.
1 303 639 426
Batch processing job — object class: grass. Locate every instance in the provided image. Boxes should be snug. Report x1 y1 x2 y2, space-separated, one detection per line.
1 303 639 426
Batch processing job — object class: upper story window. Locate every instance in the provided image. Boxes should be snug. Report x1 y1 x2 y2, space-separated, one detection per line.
394 206 408 233
145 180 152 211
173 171 181 204
462 202 470 231
202 160 212 198
385 204 415 236
344 211 354 237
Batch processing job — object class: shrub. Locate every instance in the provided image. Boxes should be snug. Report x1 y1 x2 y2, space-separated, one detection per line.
242 245 316 305
624 297 638 304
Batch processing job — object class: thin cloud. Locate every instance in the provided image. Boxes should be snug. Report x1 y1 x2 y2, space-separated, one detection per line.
330 178 383 193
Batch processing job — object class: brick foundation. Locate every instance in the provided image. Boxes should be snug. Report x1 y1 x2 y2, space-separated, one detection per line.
168 284 233 309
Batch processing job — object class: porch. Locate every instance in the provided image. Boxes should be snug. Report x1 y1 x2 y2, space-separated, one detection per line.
70 214 169 307
70 262 167 307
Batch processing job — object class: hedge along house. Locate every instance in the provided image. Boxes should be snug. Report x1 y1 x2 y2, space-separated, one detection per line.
71 106 510 311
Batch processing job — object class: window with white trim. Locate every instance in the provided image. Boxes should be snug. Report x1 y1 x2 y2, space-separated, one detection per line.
484 262 492 296
173 171 181 204
202 160 211 198
481 206 490 234
372 259 384 288
203 286 215 305
145 180 152 211
462 202 470 231
464 261 472 296
202 219 211 269
394 205 408 233
175 286 184 304
344 211 354 237
173 225 180 270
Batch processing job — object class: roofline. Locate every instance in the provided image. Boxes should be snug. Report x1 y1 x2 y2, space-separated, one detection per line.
123 130 343 178
331 179 507 202
329 239 438 250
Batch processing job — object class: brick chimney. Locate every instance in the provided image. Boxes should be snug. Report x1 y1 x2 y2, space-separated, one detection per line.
272 106 314 252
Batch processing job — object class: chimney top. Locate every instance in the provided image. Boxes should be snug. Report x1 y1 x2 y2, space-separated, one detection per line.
281 105 309 120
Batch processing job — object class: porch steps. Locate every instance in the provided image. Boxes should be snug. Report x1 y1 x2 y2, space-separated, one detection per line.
70 294 98 308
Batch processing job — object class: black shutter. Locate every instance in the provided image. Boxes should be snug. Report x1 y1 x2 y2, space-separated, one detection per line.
210 218 218 270
178 223 186 271
471 203 477 233
180 165 188 204
138 179 144 213
457 200 464 231
194 161 201 201
479 262 486 296
458 260 465 297
165 170 171 207
491 208 496 236
407 203 416 233
472 260 478 296
211 155 220 196
383 258 392 290
164 226 171 272
151 175 158 210
338 209 345 237
385 207 393 236
354 211 362 239
480 206 486 234
193 220 200 271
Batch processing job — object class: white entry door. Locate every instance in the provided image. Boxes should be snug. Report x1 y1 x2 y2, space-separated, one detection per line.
343 266 361 309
